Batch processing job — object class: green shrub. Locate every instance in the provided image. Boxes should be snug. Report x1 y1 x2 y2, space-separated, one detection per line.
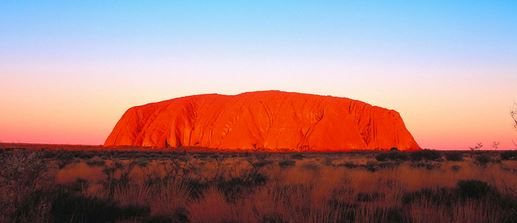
278 159 296 168
50 192 149 222
385 207 404 223
366 161 378 172
375 153 387 161
402 180 495 205
501 151 517 160
457 180 493 199
290 154 305 160
85 159 105 167
356 192 384 202
253 160 274 168
185 179 209 200
410 150 442 161
338 162 360 169
375 151 408 162
445 152 464 161
143 207 190 223
134 158 149 167
216 171 268 202
475 154 492 166
410 162 441 170
301 162 320 170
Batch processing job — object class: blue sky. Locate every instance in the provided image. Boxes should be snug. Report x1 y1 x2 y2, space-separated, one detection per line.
2 1 515 63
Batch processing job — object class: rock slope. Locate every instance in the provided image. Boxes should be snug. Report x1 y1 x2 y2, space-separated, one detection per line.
104 91 420 151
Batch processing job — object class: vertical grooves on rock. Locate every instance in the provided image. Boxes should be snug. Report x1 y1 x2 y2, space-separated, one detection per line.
104 91 420 151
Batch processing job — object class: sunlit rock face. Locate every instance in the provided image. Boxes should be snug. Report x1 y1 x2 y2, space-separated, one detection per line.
104 91 420 151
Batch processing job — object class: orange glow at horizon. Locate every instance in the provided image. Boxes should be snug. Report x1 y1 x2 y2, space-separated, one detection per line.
1 70 516 150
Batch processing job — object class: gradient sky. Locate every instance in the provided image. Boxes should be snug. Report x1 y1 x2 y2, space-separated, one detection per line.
1 1 516 149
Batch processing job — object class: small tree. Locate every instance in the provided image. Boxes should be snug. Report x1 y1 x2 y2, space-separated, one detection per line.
492 141 500 150
469 143 483 152
469 143 483 158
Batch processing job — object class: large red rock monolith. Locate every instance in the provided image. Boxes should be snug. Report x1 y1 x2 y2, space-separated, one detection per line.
104 91 420 151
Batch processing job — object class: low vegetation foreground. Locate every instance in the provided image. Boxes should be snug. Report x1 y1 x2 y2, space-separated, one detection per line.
1 147 517 223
